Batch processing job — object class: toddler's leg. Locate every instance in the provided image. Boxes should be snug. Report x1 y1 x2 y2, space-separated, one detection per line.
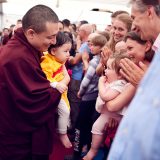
83 134 103 160
83 113 109 160
57 99 72 148
95 96 105 113
59 134 72 149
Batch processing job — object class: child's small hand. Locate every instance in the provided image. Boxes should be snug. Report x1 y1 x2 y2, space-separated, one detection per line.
56 82 68 93
99 76 107 83
68 56 74 64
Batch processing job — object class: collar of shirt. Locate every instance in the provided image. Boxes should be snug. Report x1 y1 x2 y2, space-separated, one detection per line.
152 33 160 51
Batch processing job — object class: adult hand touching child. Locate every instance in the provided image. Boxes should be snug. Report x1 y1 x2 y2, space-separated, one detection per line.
120 58 149 86
119 31 154 87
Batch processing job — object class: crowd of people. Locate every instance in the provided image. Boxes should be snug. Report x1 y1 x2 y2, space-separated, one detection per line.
0 0 160 160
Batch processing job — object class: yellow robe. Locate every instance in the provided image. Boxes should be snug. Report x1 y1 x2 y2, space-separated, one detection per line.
41 53 70 109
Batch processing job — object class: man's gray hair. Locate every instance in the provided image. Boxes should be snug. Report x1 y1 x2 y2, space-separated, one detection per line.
130 0 160 16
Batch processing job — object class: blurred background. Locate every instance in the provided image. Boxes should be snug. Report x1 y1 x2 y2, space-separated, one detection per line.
0 0 130 30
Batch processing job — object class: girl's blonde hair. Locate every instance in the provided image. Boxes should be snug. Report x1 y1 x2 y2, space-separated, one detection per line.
116 13 133 32
107 14 132 53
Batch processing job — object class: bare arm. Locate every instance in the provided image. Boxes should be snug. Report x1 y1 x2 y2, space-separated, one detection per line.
98 76 120 101
82 51 89 74
68 52 82 65
104 83 136 112
102 89 120 102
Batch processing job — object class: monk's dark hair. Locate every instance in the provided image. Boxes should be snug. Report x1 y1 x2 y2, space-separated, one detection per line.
22 4 59 33
48 32 72 53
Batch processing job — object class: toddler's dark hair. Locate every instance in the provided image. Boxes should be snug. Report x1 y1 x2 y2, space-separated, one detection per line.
48 31 72 53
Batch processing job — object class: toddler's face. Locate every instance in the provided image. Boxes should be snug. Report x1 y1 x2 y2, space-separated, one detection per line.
105 58 119 82
52 42 71 63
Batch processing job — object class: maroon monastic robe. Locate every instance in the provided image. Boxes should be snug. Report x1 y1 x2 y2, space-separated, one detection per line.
0 28 61 159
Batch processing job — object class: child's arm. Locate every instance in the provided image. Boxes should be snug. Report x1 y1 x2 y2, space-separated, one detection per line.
51 82 67 94
60 65 70 85
54 65 70 93
104 83 136 112
101 88 120 102
68 53 82 65
98 76 120 101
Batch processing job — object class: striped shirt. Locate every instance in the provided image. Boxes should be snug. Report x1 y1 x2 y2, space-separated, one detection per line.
79 55 100 101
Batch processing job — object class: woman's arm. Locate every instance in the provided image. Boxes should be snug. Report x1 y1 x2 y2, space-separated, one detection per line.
104 83 136 112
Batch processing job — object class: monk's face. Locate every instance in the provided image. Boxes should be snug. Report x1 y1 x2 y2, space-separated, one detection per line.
29 22 59 52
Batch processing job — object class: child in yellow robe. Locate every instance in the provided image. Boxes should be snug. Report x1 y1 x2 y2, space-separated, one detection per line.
41 32 72 148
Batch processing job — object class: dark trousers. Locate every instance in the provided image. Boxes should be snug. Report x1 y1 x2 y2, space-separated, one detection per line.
73 100 99 160
68 79 81 132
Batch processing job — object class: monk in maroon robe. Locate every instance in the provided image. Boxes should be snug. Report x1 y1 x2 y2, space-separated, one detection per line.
0 5 61 160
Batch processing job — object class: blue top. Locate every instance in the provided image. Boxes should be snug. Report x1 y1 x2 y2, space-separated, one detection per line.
72 42 90 81
108 50 160 160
